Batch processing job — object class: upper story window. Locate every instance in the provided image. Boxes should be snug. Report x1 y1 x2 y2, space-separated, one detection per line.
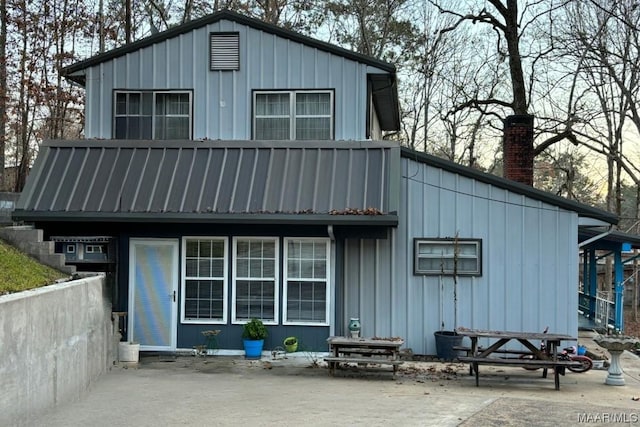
414 238 482 276
114 90 192 139
253 90 333 140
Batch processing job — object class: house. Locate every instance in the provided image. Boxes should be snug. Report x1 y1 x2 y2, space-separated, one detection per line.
12 11 621 355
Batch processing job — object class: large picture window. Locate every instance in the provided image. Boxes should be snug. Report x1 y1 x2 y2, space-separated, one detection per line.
182 238 228 323
284 238 330 325
253 90 333 140
114 90 192 139
414 238 482 276
232 238 279 324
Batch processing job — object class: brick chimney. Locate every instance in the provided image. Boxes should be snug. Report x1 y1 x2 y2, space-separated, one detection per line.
503 115 534 186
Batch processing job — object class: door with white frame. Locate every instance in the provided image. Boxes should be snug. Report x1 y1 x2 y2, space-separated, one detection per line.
128 239 179 351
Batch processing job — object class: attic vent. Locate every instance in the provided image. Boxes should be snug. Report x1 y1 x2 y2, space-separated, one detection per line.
210 32 239 71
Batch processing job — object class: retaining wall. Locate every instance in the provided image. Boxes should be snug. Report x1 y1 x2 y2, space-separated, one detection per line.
0 274 114 426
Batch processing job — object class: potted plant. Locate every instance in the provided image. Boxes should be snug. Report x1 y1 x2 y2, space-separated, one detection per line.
283 336 298 353
242 318 268 359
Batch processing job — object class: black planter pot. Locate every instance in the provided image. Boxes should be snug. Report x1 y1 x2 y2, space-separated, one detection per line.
434 330 463 361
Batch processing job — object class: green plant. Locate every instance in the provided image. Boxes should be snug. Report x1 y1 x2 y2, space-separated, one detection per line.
242 318 268 340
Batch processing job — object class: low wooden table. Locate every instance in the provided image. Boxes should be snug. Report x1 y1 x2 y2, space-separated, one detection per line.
325 336 404 378
455 328 578 390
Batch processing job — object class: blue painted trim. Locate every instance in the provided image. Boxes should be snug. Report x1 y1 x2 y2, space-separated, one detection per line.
589 249 597 318
615 250 624 331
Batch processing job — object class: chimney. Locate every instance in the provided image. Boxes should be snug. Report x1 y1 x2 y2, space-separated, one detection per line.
503 115 534 186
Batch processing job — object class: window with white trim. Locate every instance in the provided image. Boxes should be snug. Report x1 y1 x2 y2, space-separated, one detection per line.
85 245 104 253
284 238 330 325
414 238 482 276
114 90 192 139
233 238 278 323
182 238 228 323
253 90 333 140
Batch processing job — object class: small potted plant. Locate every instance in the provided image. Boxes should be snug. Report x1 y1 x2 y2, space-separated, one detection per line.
283 336 298 353
242 318 268 359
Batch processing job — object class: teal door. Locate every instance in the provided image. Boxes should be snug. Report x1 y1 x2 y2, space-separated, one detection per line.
128 239 179 351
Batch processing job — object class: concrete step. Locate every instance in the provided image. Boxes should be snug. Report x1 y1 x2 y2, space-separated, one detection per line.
26 241 55 256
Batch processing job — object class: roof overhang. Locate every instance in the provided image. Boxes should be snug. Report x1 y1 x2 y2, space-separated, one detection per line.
579 227 640 250
368 74 400 131
13 139 400 228
14 211 398 226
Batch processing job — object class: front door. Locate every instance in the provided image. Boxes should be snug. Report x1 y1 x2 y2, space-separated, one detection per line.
129 239 179 351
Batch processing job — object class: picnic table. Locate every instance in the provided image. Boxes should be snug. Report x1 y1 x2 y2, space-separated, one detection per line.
325 336 404 378
455 328 579 390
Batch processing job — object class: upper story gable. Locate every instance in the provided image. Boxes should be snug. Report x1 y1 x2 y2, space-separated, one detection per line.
63 10 400 142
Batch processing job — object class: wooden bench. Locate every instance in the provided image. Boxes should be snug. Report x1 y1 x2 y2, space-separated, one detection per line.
324 356 404 378
458 356 582 390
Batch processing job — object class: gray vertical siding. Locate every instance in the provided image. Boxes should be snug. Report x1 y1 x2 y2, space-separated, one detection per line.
84 19 385 140
343 157 579 354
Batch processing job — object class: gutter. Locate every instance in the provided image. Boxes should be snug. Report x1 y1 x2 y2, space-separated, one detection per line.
578 226 614 248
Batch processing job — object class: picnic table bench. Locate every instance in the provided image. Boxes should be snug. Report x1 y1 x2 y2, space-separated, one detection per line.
325 336 404 379
455 328 579 390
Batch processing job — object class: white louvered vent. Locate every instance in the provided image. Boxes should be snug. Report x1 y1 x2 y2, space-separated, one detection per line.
210 33 239 71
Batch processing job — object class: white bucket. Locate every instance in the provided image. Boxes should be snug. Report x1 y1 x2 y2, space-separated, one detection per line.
118 342 140 363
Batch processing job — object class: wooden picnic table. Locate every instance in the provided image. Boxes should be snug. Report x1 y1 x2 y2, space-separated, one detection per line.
325 336 404 378
455 328 578 390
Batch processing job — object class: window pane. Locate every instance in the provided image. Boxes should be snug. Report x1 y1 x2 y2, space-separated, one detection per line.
114 117 127 139
115 93 128 115
128 93 141 114
286 280 326 323
183 239 226 321
186 259 198 277
256 93 289 115
184 279 224 320
235 280 275 321
296 93 330 115
295 117 330 140
186 241 199 257
256 118 290 140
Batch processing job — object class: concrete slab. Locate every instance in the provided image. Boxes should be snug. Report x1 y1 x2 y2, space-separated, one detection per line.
34 345 640 427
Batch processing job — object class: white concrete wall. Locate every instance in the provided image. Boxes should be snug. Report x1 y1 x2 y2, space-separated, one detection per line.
0 275 114 426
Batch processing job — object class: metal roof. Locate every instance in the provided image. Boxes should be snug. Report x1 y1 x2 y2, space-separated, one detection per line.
579 227 640 249
13 140 399 226
400 147 618 225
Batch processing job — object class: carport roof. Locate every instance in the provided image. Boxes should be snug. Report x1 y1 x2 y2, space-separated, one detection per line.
13 140 399 226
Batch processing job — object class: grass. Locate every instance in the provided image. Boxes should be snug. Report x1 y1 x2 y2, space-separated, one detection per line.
0 239 68 295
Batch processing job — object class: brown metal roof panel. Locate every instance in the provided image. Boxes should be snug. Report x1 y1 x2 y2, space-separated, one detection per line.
53 147 89 211
148 148 180 212
33 148 66 211
99 148 135 212
181 148 211 213
67 148 103 211
198 149 226 213
230 148 258 213
364 148 384 209
83 148 118 211
262 148 286 212
164 148 195 212
120 148 151 212
131 148 164 212
246 148 270 212
281 148 304 212
213 148 241 212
